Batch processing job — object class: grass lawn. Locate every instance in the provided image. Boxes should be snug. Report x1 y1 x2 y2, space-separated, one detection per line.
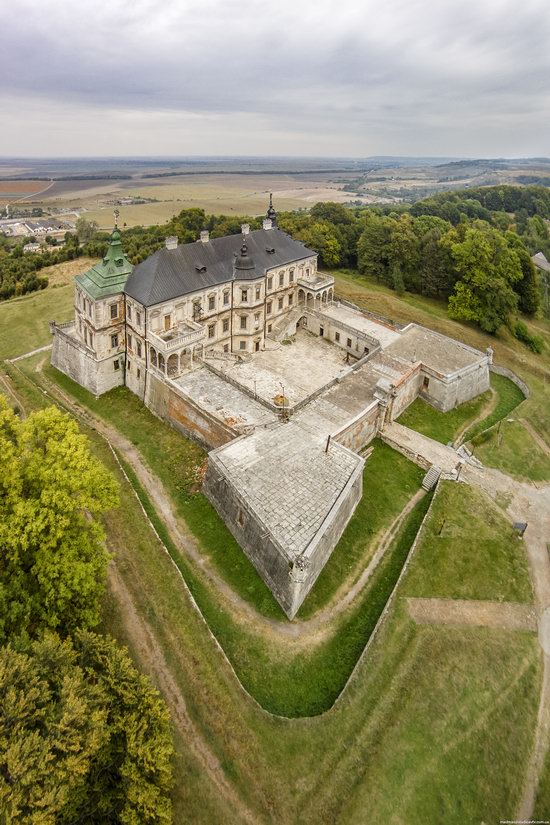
403 481 533 603
473 419 550 483
0 284 74 360
397 388 491 445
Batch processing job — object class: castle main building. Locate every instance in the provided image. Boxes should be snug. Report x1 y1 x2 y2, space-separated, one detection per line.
52 198 327 398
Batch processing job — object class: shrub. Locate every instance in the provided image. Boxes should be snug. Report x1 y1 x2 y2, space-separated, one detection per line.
514 320 544 353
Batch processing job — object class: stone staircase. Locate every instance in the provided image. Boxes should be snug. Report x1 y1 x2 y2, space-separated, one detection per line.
422 464 442 491
267 307 305 342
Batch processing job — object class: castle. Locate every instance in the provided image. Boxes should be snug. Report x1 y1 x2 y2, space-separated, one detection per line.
52 197 491 618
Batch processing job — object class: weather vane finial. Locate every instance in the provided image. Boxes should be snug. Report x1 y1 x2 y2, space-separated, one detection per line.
113 208 120 228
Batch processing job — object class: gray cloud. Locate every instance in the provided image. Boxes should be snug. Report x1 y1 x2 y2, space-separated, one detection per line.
0 0 549 156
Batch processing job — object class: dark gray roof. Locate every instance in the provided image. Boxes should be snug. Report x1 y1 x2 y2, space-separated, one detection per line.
125 228 314 307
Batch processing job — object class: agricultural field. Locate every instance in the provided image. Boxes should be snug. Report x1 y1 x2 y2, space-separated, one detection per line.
2 248 550 822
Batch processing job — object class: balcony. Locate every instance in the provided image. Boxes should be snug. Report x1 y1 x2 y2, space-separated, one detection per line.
148 319 205 354
297 271 334 293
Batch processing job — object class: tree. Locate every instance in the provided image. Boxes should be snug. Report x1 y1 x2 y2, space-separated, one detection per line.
389 215 421 292
419 227 457 298
76 217 99 243
357 214 393 282
505 232 541 315
391 263 405 295
0 631 174 824
446 223 522 333
0 399 118 643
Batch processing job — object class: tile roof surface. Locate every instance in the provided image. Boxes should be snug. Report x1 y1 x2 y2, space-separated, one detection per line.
124 228 314 307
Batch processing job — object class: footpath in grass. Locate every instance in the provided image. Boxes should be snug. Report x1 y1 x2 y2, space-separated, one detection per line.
403 480 533 603
39 363 424 621
464 372 525 443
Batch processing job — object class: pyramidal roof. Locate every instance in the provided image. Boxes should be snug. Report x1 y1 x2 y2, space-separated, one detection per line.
76 227 133 300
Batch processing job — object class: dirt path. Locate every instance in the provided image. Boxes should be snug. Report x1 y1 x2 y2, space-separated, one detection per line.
520 418 550 459
0 370 26 416
107 563 259 825
406 597 537 632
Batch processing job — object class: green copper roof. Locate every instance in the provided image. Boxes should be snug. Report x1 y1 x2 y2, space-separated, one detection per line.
76 227 133 300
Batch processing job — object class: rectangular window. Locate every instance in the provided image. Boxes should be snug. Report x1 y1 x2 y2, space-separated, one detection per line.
127 360 131 372
267 324 272 333
128 334 133 349
113 359 119 371
267 301 272 315
278 297 283 310
239 341 246 350
255 287 261 300
288 293 293 306
110 303 118 320
306 268 310 277
137 368 141 379
279 272 284 287
136 311 141 326
335 331 340 342
163 314 171 331
84 328 88 345
254 312 260 323
289 270 294 283
223 344 229 353
127 305 132 320
267 276 273 290
111 334 119 349
89 334 93 348
208 324 215 339
423 376 430 390
222 318 229 333
241 289 248 302
347 337 352 348
208 295 215 311
137 342 142 358
223 291 229 306
240 316 247 330
319 326 324 337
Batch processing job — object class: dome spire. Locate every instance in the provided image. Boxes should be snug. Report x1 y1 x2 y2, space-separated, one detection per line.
234 235 255 272
266 192 277 227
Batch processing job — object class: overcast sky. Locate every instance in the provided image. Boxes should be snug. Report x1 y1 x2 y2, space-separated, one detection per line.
1 0 549 158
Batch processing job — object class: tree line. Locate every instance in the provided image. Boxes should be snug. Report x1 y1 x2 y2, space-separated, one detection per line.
2 184 549 337
0 399 174 822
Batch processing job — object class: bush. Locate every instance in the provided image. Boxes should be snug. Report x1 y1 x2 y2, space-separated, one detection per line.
514 320 544 353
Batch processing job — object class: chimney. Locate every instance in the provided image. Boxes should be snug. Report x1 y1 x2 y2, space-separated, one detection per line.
165 236 178 250
241 223 250 235
200 229 210 243
263 218 273 231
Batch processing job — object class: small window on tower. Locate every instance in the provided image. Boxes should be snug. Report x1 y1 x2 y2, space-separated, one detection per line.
111 334 119 349
137 342 142 358
110 304 118 320
208 295 215 311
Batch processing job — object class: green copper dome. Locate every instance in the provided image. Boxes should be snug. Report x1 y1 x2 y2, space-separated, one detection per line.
76 226 133 300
